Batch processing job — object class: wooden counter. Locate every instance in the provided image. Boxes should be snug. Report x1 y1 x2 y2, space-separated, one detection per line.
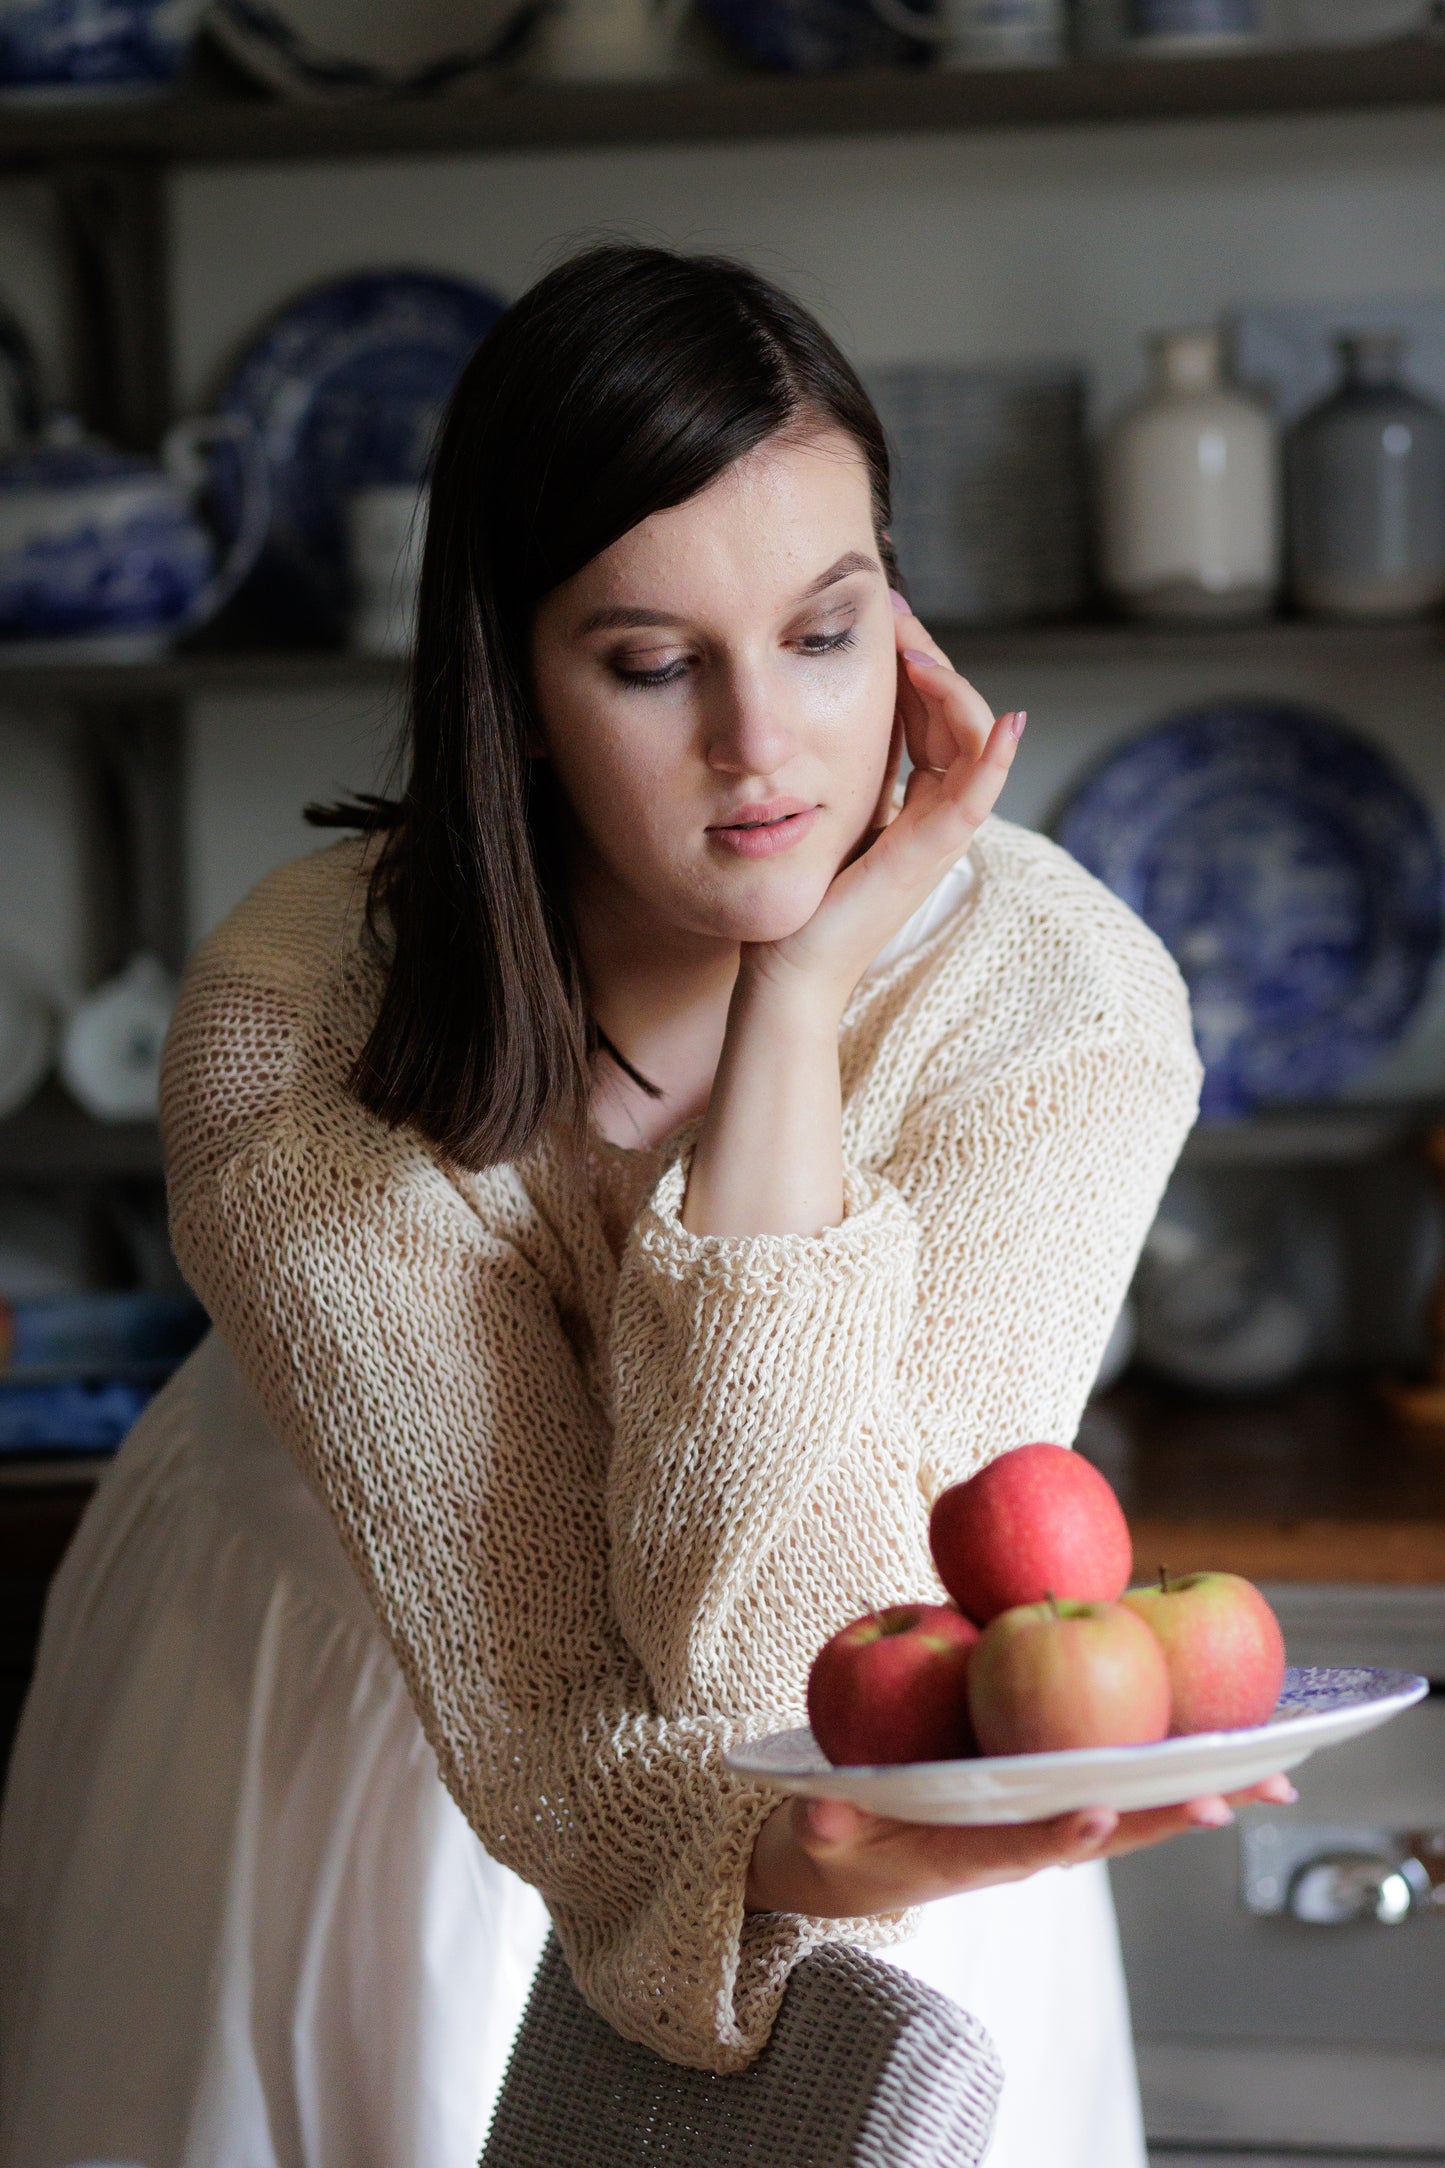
1086 1380 1445 1586
6 1377 1445 1596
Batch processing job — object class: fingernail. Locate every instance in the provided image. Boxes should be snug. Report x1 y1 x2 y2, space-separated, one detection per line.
902 648 938 669
1189 1800 1235 1830
1009 709 1027 739
1077 1809 1116 1846
889 588 910 614
1264 1778 1299 1806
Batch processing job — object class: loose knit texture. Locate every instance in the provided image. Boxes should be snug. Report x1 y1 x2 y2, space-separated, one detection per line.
159 815 1201 2074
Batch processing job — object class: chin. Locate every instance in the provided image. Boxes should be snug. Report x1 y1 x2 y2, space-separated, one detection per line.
706 863 835 945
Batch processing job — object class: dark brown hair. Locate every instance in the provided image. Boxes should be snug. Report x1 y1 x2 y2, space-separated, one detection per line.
312 243 895 1169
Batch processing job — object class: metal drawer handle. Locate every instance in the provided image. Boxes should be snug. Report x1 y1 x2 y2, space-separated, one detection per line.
1286 1850 1432 1927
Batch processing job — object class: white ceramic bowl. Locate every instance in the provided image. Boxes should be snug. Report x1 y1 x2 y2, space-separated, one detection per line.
211 0 531 98
59 954 175 1123
726 1667 1429 1826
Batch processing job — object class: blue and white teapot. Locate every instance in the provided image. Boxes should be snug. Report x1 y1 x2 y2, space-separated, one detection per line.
0 414 269 661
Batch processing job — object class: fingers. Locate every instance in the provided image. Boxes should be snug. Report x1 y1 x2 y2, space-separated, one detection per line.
889 589 996 774
1235 1773 1299 1808
891 707 1023 887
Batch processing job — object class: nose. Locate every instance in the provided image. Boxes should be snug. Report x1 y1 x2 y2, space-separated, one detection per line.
702 659 799 780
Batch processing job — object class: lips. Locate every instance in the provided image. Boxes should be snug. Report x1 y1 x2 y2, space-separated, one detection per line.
707 798 820 860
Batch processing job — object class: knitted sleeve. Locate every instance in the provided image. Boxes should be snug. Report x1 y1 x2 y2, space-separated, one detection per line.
160 963 910 2078
605 1020 1201 1721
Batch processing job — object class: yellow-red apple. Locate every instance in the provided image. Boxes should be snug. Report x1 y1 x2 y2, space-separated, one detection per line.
1122 1569 1286 1734
930 1442 1133 1624
807 1603 979 1766
967 1595 1171 1755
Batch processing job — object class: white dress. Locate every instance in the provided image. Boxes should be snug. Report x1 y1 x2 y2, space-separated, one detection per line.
0 866 1147 2168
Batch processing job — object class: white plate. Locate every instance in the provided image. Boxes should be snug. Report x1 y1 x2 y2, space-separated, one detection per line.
725 1667 1429 1826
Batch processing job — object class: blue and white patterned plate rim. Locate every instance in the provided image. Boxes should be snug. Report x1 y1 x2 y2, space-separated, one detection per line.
727 1666 1428 1781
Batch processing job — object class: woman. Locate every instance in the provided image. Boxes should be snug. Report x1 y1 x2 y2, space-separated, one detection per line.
0 245 1290 2168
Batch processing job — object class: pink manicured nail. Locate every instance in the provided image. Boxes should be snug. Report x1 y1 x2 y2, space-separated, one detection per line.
1009 709 1027 739
1189 1799 1235 1830
1260 1777 1299 1805
889 588 911 614
1077 1810 1116 1846
902 647 938 669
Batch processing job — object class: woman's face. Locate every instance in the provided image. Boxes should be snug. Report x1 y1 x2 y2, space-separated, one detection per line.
530 425 898 949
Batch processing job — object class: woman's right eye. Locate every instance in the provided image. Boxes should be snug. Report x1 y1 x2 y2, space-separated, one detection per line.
613 654 693 689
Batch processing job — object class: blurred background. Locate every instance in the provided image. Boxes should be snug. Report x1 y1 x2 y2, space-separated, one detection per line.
2 2 1445 2160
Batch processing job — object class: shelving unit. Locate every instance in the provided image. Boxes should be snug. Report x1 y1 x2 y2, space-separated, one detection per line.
4 25 1445 1658
2 32 1444 169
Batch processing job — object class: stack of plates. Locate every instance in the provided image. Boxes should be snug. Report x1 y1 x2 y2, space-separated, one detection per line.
868 364 1089 623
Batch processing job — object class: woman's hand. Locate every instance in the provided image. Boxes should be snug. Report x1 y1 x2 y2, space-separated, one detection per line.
751 592 1023 1015
745 1773 1299 1919
682 597 1018 1238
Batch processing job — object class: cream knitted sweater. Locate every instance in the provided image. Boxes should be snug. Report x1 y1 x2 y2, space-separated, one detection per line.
159 815 1201 2074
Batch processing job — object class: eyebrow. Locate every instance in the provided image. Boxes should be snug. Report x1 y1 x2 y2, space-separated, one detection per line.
574 549 881 636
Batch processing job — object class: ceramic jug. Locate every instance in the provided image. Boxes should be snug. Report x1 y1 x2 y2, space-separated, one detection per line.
868 0 1066 64
1100 327 1280 622
0 413 268 661
1287 331 1445 621
528 0 693 79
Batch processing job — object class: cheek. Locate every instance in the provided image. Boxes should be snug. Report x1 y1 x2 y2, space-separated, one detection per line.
810 640 897 785
542 685 687 843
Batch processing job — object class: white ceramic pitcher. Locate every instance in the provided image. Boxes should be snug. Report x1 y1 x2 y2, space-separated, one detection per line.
867 0 1066 65
528 0 692 80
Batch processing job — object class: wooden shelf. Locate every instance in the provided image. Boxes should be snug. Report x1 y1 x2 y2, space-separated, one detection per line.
0 35 1443 172
1181 1103 1436 1169
1085 1377 1445 1585
1 617 1441 708
0 1088 161 1182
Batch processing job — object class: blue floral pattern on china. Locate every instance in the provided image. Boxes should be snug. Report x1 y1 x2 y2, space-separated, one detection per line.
0 0 203 92
214 270 506 638
1270 1666 1422 1720
1055 702 1444 1119
0 508 209 638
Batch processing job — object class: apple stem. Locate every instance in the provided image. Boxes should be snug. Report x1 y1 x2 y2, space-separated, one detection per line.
1158 1564 1171 1595
1045 1589 1060 1620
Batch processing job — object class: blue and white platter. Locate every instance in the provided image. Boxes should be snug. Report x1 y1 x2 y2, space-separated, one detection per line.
215 269 506 637
1055 701 1444 1120
725 1667 1429 1825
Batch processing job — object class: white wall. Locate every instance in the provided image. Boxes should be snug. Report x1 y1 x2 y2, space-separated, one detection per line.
2 99 1444 1081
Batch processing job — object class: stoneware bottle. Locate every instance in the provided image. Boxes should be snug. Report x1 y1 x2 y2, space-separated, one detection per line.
1287 331 1445 621
1100 326 1280 623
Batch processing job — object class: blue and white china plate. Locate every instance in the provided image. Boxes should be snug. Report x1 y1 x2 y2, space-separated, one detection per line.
215 269 506 635
211 0 537 99
726 1667 1429 1825
1055 702 1444 1119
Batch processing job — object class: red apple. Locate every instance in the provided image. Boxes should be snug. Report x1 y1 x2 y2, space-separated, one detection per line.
807 1603 979 1766
967 1595 1171 1755
930 1442 1133 1624
1122 1569 1286 1735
